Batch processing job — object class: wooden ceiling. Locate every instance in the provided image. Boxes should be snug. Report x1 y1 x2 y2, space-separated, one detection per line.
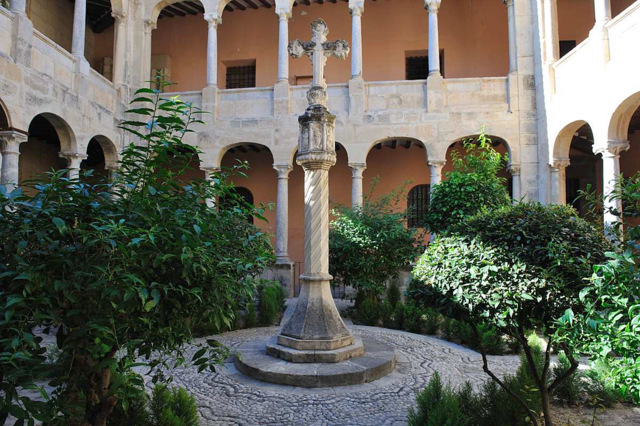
373 140 424 150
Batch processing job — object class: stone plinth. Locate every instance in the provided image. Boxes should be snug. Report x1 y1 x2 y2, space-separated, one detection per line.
267 336 364 363
235 337 396 388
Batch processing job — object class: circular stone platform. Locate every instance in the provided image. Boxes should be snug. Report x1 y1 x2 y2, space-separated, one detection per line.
235 336 395 387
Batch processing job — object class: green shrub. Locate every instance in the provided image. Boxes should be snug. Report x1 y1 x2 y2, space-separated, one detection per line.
394 302 406 330
424 133 511 234
402 301 424 334
479 325 505 356
245 300 258 328
151 384 199 426
408 372 471 426
108 389 150 426
379 299 397 329
583 360 623 407
357 298 380 326
552 351 583 405
257 280 286 326
330 185 424 298
422 308 440 335
386 282 402 308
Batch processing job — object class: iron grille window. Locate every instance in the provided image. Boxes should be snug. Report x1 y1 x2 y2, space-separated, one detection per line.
406 56 429 80
408 184 430 228
226 65 256 89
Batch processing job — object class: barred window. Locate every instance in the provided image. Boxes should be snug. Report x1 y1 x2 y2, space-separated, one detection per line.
408 184 430 228
226 64 256 89
406 56 428 80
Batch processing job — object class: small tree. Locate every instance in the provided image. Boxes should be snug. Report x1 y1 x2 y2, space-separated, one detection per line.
424 133 511 234
412 203 610 426
329 185 424 299
0 85 273 424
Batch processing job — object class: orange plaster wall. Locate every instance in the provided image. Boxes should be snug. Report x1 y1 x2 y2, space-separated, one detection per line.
150 0 510 91
621 130 640 178
558 0 635 46
93 26 115 78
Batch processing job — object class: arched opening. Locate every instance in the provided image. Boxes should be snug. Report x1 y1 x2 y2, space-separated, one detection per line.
445 135 511 196
220 142 275 239
619 103 640 227
20 114 71 195
219 186 255 224
167 144 206 184
150 1 207 91
0 99 9 130
565 124 601 216
81 136 119 184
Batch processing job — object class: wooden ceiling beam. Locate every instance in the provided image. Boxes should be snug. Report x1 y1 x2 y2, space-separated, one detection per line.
243 0 260 9
231 1 247 10
225 5 234 12
173 3 200 15
164 5 187 16
186 1 206 12
258 0 272 8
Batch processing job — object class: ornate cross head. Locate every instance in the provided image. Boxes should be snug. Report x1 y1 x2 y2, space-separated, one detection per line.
289 19 350 106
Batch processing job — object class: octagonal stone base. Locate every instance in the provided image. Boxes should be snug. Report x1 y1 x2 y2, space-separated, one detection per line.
267 336 364 363
235 337 396 388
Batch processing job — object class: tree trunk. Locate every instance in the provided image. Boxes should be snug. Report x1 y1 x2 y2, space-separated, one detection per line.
541 388 554 426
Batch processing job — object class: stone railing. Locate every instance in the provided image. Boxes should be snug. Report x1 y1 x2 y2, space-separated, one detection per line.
0 6 13 55
31 30 77 89
365 80 426 112
164 90 203 110
607 1 640 63
219 86 274 119
444 77 509 111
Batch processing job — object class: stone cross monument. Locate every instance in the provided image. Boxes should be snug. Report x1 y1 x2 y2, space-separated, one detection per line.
277 19 355 352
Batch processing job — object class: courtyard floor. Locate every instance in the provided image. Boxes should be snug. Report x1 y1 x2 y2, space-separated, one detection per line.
156 299 640 425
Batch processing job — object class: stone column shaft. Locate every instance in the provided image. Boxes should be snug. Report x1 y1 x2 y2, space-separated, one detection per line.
504 0 517 73
9 0 27 13
594 0 612 25
543 0 559 62
599 141 629 229
143 20 156 85
350 5 364 79
201 167 220 208
0 131 28 192
508 164 521 201
428 160 445 195
112 11 127 86
72 0 87 58
205 15 221 87
277 12 290 82
274 164 293 263
549 159 569 205
349 163 366 208
425 0 441 75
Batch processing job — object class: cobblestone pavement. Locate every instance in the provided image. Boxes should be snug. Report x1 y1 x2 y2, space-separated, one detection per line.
165 326 522 426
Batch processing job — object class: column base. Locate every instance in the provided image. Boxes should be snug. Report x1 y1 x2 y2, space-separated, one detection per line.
279 275 352 350
270 261 295 298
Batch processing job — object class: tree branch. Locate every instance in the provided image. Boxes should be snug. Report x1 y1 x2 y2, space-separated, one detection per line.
548 343 580 393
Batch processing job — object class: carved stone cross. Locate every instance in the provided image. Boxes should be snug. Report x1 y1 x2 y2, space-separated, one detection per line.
289 19 349 105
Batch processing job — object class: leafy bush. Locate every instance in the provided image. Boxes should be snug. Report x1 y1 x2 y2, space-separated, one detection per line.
330 186 424 298
422 308 440 335
151 385 199 426
583 360 623 407
424 133 511 234
407 372 472 426
357 298 380 326
0 86 273 424
401 301 424 334
412 202 610 425
551 351 583 405
257 280 286 326
379 300 397 329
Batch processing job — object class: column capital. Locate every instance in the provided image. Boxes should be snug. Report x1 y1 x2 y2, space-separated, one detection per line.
502 0 514 6
277 10 292 21
348 162 366 177
550 158 570 170
200 166 221 180
59 152 87 168
0 131 28 153
144 19 157 33
204 13 222 27
349 2 365 16
111 10 128 21
274 163 293 179
428 159 446 168
425 0 441 13
507 163 521 176
595 140 630 157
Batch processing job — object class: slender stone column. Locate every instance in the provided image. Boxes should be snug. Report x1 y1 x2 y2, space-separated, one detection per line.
594 0 612 26
143 20 156 85
277 12 291 83
349 163 366 209
205 14 221 87
508 164 521 201
9 0 27 13
428 160 445 194
60 152 87 181
201 166 220 208
598 141 629 229
350 3 364 79
72 0 87 58
425 0 441 76
543 0 559 62
274 164 293 263
112 11 128 86
549 158 569 205
504 0 517 73
0 131 28 192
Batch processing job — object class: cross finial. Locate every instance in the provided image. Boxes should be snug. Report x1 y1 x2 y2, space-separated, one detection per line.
289 19 349 106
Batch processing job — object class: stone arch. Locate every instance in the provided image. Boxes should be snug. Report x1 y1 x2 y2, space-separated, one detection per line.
0 97 10 130
449 133 514 165
607 91 640 142
217 142 274 167
31 113 77 154
365 137 428 163
149 0 213 25
89 135 120 169
553 120 590 161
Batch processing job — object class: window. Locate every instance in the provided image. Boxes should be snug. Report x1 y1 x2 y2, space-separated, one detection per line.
559 40 577 58
405 50 445 80
408 184 430 228
226 63 256 89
